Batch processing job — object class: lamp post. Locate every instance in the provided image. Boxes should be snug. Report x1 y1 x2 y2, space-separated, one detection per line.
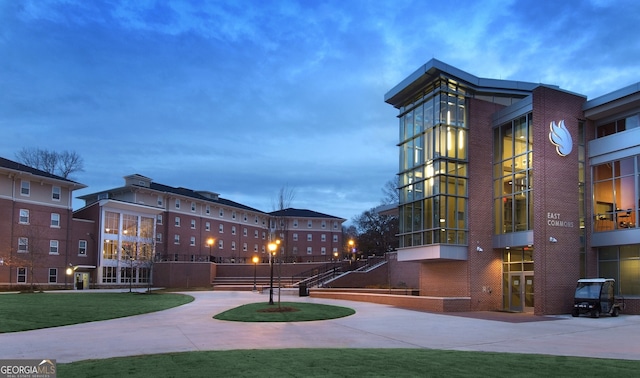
207 238 215 262
348 239 355 261
333 251 338 277
66 264 73 290
268 241 277 305
129 257 134 293
252 256 259 291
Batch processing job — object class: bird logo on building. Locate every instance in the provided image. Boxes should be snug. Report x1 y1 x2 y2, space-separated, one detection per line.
548 120 572 156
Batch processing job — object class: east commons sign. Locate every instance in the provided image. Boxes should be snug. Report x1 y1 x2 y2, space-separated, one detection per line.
547 212 575 228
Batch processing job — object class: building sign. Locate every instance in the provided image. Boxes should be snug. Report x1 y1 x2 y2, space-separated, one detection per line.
547 212 574 228
548 120 573 156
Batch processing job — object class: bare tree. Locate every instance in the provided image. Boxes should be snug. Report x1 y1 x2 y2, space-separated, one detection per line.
381 177 400 205
272 185 296 211
270 185 296 262
15 147 84 179
352 208 399 257
269 185 296 307
58 150 84 178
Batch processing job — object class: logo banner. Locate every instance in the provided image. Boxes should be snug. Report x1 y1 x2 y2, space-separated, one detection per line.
0 359 56 378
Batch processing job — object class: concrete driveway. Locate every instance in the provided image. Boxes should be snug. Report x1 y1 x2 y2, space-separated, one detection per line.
1 291 639 363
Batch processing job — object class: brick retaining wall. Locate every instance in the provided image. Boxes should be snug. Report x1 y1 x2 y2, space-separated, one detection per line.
310 290 470 312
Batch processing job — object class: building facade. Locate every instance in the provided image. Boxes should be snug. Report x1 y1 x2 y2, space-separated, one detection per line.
385 59 640 315
0 158 93 289
0 164 345 289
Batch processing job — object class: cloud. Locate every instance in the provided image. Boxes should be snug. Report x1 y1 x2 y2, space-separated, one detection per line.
1 0 639 224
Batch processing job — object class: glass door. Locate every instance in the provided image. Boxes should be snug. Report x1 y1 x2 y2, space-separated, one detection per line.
508 272 534 312
524 274 534 311
509 274 522 312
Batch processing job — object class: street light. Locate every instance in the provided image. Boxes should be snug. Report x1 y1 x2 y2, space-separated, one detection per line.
129 257 134 293
348 239 355 261
66 264 73 290
252 256 259 291
333 251 339 277
207 238 215 262
267 241 278 305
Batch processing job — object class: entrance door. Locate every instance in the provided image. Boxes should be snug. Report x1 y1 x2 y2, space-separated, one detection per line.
74 272 89 290
509 274 522 312
524 274 534 312
508 273 534 312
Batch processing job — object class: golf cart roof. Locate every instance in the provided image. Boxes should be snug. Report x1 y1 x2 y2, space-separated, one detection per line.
577 278 615 283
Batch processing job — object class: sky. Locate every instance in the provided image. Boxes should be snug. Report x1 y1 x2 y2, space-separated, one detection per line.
1 0 639 222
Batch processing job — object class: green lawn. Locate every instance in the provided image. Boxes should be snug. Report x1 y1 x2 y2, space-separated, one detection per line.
213 301 355 322
58 349 640 377
0 292 193 333
3 293 640 377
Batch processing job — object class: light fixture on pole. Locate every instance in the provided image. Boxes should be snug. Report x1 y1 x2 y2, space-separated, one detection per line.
268 241 278 305
348 239 355 261
252 256 259 291
129 257 134 293
207 238 215 262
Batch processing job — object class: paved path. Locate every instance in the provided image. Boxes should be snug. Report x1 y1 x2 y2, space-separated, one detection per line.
1 291 639 363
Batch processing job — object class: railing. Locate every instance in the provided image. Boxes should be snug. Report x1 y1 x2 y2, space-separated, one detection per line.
155 253 341 264
290 258 388 288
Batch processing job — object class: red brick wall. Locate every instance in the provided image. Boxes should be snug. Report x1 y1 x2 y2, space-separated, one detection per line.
387 252 420 288
420 261 468 296
153 262 214 288
329 264 389 288
467 98 506 311
532 87 586 315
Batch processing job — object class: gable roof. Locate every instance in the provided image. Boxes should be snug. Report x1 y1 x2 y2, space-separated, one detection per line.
148 182 264 213
269 208 343 220
0 157 86 189
78 178 265 214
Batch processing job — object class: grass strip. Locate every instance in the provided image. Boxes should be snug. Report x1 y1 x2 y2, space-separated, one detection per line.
213 301 355 322
58 348 640 377
0 292 193 333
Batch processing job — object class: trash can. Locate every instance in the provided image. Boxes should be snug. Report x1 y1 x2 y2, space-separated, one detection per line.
299 283 308 297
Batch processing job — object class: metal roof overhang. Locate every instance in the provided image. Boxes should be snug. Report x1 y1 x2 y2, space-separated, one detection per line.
396 244 468 262
384 58 540 109
584 82 640 121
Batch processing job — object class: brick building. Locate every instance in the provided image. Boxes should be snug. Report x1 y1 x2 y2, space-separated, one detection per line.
385 59 640 315
1 165 346 289
0 158 93 289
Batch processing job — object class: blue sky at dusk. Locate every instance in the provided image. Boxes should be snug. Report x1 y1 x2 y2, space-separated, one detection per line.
1 0 639 221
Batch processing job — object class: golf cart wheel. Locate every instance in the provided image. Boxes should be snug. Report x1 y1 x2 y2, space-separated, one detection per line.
611 307 619 317
571 309 579 317
590 309 600 318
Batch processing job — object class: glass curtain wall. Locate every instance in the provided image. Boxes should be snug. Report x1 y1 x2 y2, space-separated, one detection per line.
101 211 156 284
493 114 534 234
578 122 587 277
599 244 640 295
398 79 468 247
592 155 639 232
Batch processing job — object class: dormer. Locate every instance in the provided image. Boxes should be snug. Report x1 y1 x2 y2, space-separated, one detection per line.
124 174 152 188
196 190 219 201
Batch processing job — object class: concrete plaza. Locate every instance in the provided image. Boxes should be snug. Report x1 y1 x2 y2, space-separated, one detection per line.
1 291 639 363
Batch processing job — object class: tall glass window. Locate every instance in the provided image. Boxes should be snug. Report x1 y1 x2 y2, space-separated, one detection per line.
398 79 468 247
593 156 639 232
599 244 640 295
493 114 533 234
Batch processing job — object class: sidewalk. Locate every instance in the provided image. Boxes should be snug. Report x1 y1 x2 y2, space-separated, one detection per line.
1 291 639 363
